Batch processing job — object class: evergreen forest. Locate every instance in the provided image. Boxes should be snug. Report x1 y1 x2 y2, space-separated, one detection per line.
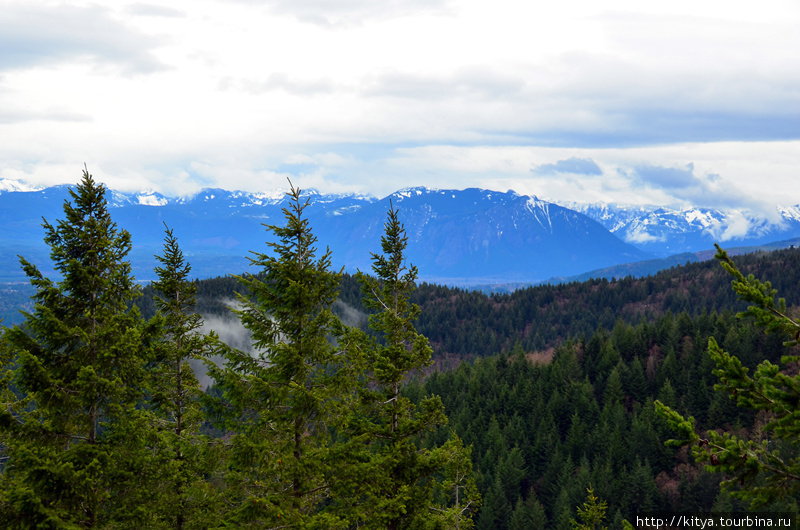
1 171 799 528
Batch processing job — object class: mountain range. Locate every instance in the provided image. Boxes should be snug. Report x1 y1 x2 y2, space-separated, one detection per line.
1 179 799 285
564 201 800 256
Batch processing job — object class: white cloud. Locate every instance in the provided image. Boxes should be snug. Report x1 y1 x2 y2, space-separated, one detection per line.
252 0 453 27
624 226 667 245
0 0 796 211
703 211 756 242
283 153 351 167
237 73 338 96
0 2 169 74
374 142 800 212
125 3 186 18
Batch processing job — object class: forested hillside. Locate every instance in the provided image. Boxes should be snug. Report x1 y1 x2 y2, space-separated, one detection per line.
3 173 800 528
411 311 794 528
135 246 800 363
136 247 800 527
408 247 800 361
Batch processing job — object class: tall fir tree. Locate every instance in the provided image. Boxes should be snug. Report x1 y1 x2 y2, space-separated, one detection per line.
0 168 154 527
206 182 361 528
148 225 222 529
352 203 479 529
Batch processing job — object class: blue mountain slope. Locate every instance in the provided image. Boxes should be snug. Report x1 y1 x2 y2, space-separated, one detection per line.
1 184 647 284
0 185 73 244
307 188 651 283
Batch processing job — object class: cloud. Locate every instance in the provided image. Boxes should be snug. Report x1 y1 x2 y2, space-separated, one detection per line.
283 153 350 167
634 163 698 190
623 226 666 245
0 109 92 124
619 108 800 145
718 212 756 241
333 300 367 329
532 157 602 176
256 0 452 27
702 211 758 242
0 0 796 213
0 3 168 74
197 310 251 389
239 73 337 96
125 3 186 18
202 312 254 355
628 162 780 220
363 68 525 101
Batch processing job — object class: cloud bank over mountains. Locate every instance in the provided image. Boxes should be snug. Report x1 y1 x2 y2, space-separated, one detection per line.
0 0 796 212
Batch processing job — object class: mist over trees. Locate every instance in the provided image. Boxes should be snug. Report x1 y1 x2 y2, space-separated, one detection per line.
1 171 799 528
0 173 476 528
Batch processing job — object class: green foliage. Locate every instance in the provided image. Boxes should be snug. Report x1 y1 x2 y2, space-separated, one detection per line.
131 246 800 362
413 299 796 527
148 225 223 529
206 182 362 527
0 169 155 527
509 491 547 529
656 244 800 508
434 434 481 529
1 176 480 527
351 203 478 529
570 487 608 530
151 226 208 427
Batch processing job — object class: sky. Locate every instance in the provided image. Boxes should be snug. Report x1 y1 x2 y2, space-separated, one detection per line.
0 0 798 216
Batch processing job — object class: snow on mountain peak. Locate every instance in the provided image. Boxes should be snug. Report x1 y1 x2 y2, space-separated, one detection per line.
0 178 43 193
525 197 553 233
250 188 290 203
391 186 438 200
682 208 722 228
137 193 168 206
778 205 800 223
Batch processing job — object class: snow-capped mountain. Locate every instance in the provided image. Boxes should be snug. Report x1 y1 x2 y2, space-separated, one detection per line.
3 181 799 285
0 178 43 193
560 201 800 256
0 184 648 284
306 187 650 283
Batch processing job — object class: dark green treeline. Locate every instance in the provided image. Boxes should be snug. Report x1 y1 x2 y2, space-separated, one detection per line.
138 246 800 362
406 308 797 529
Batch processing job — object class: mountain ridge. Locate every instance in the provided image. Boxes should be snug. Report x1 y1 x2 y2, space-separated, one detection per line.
560 200 800 256
2 179 799 286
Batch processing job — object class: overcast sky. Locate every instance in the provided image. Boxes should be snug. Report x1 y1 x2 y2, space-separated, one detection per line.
1 0 798 215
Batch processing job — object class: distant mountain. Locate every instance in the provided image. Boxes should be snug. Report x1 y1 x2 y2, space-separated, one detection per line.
4 179 798 286
0 179 42 193
561 201 800 256
307 187 651 284
0 182 650 284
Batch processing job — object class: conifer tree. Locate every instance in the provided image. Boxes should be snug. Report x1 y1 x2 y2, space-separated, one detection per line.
476 475 511 530
352 203 478 529
570 487 608 530
509 491 548 530
657 244 800 508
207 182 360 527
435 434 481 530
149 225 221 528
0 168 153 527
